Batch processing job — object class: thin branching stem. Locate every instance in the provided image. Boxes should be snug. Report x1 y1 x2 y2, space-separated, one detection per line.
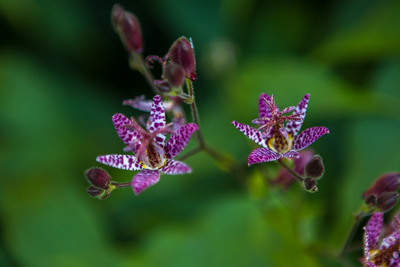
276 159 304 183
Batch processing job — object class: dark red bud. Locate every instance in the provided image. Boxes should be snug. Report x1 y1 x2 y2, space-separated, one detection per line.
302 177 318 192
304 155 325 179
364 194 377 209
169 37 196 81
363 173 400 199
376 192 399 213
87 186 104 198
112 4 143 53
111 4 124 32
164 62 185 88
85 167 111 190
154 80 172 93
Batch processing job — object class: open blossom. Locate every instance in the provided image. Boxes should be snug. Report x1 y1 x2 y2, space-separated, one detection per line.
96 95 198 195
232 93 329 165
363 212 400 266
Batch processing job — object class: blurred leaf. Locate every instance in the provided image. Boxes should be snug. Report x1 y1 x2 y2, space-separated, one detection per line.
312 0 400 63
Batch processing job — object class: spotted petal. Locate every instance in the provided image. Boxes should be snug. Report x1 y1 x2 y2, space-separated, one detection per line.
364 213 384 255
131 170 160 195
232 121 268 148
123 95 175 112
148 95 167 147
286 94 310 137
248 148 280 166
165 123 198 159
160 159 192 174
96 154 143 171
293 127 329 151
258 93 273 118
113 113 141 152
280 150 300 159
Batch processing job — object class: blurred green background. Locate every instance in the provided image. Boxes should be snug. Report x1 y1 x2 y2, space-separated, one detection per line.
1 0 400 266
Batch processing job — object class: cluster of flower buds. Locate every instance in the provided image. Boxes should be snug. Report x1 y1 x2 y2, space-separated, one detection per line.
85 167 115 199
111 4 143 54
301 155 325 193
363 172 400 213
146 37 197 102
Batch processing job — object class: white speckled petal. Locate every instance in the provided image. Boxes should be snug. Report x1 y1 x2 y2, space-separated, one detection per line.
286 94 310 137
232 121 268 148
131 170 160 195
96 154 143 171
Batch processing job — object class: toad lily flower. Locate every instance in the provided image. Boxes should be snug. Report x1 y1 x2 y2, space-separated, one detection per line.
363 212 400 266
232 93 329 165
96 95 198 195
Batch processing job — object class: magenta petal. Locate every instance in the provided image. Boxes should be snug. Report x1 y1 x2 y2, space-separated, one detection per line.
149 95 167 147
280 150 300 159
258 93 272 118
113 113 141 151
149 95 166 132
96 154 143 171
165 123 199 159
293 126 330 151
131 170 160 195
123 95 153 111
232 121 268 148
286 94 310 137
364 213 383 254
160 159 192 174
248 148 280 166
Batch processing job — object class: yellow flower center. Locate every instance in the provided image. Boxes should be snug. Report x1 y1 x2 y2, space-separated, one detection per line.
267 126 293 154
140 142 167 170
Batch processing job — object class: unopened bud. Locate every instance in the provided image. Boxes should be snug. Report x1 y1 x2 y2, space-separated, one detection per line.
363 173 400 199
164 62 185 89
111 4 143 53
364 194 377 209
169 37 196 81
303 177 318 193
376 192 399 213
154 80 172 93
111 4 124 32
85 167 111 190
87 186 112 200
304 155 324 179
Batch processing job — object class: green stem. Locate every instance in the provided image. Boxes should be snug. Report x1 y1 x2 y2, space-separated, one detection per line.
111 181 131 188
276 159 304 183
339 211 368 259
186 79 206 149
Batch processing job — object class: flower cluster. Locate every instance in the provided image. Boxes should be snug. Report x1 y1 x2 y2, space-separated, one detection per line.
96 95 198 195
233 93 329 165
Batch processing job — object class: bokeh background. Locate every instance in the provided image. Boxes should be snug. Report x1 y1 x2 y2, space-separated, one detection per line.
1 0 400 266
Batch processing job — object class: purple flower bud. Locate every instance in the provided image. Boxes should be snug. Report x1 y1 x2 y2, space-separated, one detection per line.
154 80 172 93
111 4 143 53
364 194 377 209
363 173 400 199
304 155 325 180
376 192 399 213
86 186 111 200
87 186 104 198
85 167 111 190
164 62 185 88
302 177 318 192
111 4 124 32
169 37 196 81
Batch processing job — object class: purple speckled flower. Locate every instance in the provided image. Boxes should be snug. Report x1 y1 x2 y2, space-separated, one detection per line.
232 93 329 165
363 212 400 266
96 95 198 195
